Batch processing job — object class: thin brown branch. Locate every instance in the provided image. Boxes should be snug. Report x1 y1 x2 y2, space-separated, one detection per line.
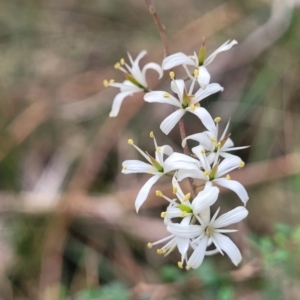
144 0 169 58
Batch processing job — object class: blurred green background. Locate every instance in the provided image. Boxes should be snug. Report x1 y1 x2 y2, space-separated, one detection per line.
0 0 300 299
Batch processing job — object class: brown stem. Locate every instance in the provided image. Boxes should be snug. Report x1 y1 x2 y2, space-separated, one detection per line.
144 0 169 58
144 0 197 198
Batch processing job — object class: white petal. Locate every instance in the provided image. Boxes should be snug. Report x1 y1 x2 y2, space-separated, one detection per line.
176 237 190 258
176 169 206 181
172 175 185 199
164 152 200 173
109 90 139 117
182 131 214 150
204 40 238 66
197 66 210 89
214 178 249 205
160 109 185 135
122 160 154 174
142 62 163 82
188 107 216 133
187 236 208 269
191 145 211 171
156 145 173 166
222 138 234 150
192 83 224 104
217 156 241 177
192 186 219 214
135 175 162 212
171 80 185 101
167 223 201 238
213 233 242 266
213 206 248 228
162 52 196 70
144 91 180 107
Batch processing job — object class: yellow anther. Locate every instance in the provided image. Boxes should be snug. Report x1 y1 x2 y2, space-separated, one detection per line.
180 211 187 217
147 243 152 249
163 93 170 98
178 261 183 269
173 187 178 194
161 211 167 218
162 249 167 254
103 80 109 87
148 170 155 175
114 62 121 69
216 142 221 148
239 161 245 168
150 131 154 138
120 58 125 65
109 79 115 84
193 69 199 77
210 137 217 143
156 147 161 153
183 193 191 202
204 170 210 176
214 117 221 123
226 174 231 180
157 249 163 255
201 149 205 154
186 266 190 270
128 139 134 145
123 166 128 171
156 190 163 197
169 71 175 79
190 104 196 111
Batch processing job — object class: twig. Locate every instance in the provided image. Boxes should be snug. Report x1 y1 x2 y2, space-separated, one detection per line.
144 0 169 58
144 0 197 197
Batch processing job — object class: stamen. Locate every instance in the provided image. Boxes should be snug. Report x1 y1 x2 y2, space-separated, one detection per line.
190 104 196 111
178 261 183 269
123 166 128 171
161 211 167 218
193 69 199 77
103 80 109 87
183 193 191 202
239 161 245 168
169 71 175 80
210 137 217 143
226 174 231 180
109 79 115 84
156 190 163 197
186 266 191 270
216 142 221 148
147 243 152 249
120 58 125 65
156 147 161 153
150 131 154 138
114 62 121 69
128 139 134 145
163 93 170 98
204 170 210 176
214 117 221 123
200 149 205 154
173 187 178 194
157 249 163 255
148 170 155 174
180 211 187 217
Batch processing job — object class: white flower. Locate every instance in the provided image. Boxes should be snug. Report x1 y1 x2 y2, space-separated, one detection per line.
162 40 237 89
147 216 197 268
104 50 163 117
157 177 219 221
182 118 249 164
176 145 249 205
144 76 223 135
185 206 248 269
122 132 173 212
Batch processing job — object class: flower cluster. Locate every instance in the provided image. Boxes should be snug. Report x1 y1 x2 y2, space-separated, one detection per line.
105 40 250 269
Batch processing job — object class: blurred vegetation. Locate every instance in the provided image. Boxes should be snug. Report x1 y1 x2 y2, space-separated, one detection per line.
0 0 299 299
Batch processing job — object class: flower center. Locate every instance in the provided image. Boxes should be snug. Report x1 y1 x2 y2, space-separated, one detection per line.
182 91 194 109
146 152 164 172
205 226 214 237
